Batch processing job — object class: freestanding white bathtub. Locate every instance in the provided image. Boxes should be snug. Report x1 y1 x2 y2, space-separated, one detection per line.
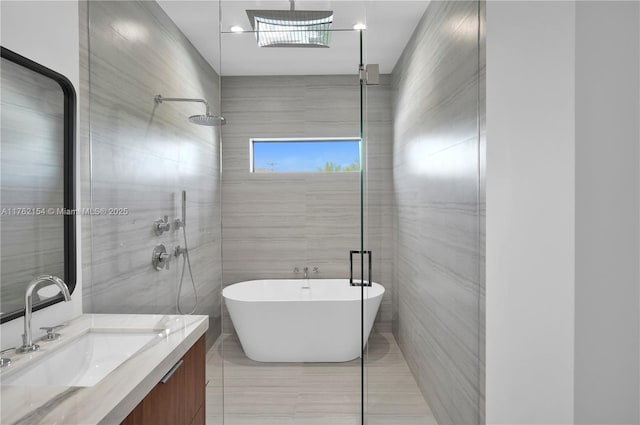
223 279 385 362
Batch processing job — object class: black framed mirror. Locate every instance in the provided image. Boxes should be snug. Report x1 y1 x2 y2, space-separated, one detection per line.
0 47 76 323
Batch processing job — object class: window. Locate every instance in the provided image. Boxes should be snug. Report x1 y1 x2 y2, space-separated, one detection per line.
250 138 361 173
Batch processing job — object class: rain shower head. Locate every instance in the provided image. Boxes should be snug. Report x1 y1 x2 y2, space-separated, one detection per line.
188 114 226 126
246 0 333 48
154 94 226 126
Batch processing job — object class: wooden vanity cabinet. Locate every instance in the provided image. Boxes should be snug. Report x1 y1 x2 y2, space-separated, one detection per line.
121 336 206 425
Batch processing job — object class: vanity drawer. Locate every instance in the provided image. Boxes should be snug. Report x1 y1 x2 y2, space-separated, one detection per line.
121 335 206 425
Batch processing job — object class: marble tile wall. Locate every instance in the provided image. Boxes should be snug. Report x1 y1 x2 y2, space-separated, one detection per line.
391 1 485 424
478 1 486 420
221 75 394 331
80 1 222 350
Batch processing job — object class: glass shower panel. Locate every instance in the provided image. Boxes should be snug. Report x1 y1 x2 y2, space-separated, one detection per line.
219 1 366 422
363 1 485 424
86 0 223 422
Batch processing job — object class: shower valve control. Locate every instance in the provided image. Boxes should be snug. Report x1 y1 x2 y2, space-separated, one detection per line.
152 244 171 271
175 245 187 257
153 216 171 236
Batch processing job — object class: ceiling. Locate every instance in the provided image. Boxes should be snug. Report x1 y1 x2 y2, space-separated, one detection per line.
157 1 429 76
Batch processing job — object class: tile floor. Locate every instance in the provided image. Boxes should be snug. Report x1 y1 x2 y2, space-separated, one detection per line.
205 331 436 425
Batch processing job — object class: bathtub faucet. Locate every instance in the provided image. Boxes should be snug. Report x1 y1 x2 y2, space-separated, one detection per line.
302 267 320 279
300 267 310 289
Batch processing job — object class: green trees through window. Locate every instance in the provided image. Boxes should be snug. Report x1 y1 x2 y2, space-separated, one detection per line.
316 161 360 172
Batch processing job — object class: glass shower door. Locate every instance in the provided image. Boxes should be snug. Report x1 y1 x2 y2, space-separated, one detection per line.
362 1 486 424
218 2 367 423
86 0 224 423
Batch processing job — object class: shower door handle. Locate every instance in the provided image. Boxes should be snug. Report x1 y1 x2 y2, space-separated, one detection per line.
349 250 372 287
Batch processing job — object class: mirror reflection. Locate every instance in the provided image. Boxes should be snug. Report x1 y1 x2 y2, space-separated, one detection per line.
0 50 75 321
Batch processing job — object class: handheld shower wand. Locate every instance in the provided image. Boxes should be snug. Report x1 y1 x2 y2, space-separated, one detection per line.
182 190 186 228
175 190 187 230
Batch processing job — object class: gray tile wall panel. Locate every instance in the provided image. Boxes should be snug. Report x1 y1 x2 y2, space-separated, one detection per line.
391 1 485 423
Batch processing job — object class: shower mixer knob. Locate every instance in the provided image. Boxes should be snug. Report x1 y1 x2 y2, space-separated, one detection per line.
153 216 171 236
152 244 171 271
160 252 171 270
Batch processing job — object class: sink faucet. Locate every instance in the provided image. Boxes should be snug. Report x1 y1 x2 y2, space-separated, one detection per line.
303 266 309 279
17 275 71 354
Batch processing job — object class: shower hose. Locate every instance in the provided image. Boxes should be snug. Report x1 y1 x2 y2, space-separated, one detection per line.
177 223 198 315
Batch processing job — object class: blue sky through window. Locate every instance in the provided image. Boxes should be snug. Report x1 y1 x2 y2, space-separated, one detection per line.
252 139 360 172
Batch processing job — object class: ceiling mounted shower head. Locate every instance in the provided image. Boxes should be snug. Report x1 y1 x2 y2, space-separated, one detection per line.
154 94 226 127
246 0 333 48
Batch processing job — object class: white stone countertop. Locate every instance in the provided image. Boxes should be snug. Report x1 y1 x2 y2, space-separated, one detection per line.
0 314 209 425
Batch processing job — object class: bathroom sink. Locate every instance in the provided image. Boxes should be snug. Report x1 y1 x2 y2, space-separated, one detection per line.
2 331 160 387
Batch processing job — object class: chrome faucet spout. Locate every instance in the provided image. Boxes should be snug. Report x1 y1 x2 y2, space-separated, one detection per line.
301 267 311 289
17 275 71 354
